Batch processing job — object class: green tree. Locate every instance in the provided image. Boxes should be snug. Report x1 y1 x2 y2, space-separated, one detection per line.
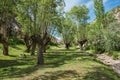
88 0 117 53
16 0 35 54
94 0 105 28
0 0 19 55
89 0 106 53
105 22 120 52
18 0 64 65
68 5 89 50
60 17 76 49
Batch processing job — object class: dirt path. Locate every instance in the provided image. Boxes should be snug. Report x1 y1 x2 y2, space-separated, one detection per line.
97 54 120 77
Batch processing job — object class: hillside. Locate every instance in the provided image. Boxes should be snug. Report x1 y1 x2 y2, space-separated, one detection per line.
111 6 120 21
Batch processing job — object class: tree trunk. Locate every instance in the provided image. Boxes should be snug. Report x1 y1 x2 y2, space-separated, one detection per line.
0 34 9 55
31 42 36 56
37 44 44 65
79 43 83 51
0 41 9 55
65 43 70 49
43 45 46 53
25 45 31 53
24 33 31 53
3 41 8 55
78 39 87 51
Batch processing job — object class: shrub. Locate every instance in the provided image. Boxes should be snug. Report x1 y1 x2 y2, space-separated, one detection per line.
9 38 24 45
112 53 119 60
88 21 120 54
87 23 105 53
105 22 120 52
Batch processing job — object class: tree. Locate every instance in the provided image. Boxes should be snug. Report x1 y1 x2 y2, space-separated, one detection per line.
105 22 120 52
94 0 105 28
68 5 89 50
16 0 36 54
60 17 76 49
88 0 106 53
0 0 20 55
17 0 65 65
88 0 116 53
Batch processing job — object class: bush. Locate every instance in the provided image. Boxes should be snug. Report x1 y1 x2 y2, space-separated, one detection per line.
105 22 120 52
112 53 119 60
87 22 120 54
49 42 58 46
87 24 105 53
9 38 24 45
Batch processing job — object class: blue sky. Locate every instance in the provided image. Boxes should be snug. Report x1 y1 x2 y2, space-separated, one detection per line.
64 0 120 22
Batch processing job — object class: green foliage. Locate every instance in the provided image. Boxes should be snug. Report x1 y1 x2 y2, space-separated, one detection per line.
112 53 119 60
0 0 16 19
88 21 120 53
9 39 24 45
94 0 105 28
87 0 119 54
60 17 76 44
87 26 105 53
17 0 65 36
87 0 106 53
49 42 58 46
68 5 89 42
105 11 116 27
104 22 120 52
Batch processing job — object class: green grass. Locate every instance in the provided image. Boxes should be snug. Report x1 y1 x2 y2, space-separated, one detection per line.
0 44 120 80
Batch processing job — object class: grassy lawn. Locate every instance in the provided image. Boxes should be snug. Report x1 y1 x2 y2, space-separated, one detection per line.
0 45 120 80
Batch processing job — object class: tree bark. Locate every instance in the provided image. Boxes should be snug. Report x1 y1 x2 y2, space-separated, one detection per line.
65 43 70 49
25 45 31 53
37 44 44 65
31 42 36 56
24 34 31 53
78 39 87 51
0 34 9 55
79 43 83 51
3 41 8 55
43 45 46 53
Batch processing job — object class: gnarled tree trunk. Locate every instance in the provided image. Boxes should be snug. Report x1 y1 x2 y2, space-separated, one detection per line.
3 40 8 55
78 39 87 51
0 34 9 55
31 42 36 56
36 32 50 65
37 44 44 65
24 33 32 53
65 43 70 49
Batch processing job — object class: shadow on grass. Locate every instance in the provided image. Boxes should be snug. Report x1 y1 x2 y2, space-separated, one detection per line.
32 66 120 80
33 70 80 80
0 60 26 68
10 45 22 50
0 65 40 79
83 66 120 80
0 57 37 79
47 48 79 53
7 55 17 57
0 52 116 79
44 52 105 68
